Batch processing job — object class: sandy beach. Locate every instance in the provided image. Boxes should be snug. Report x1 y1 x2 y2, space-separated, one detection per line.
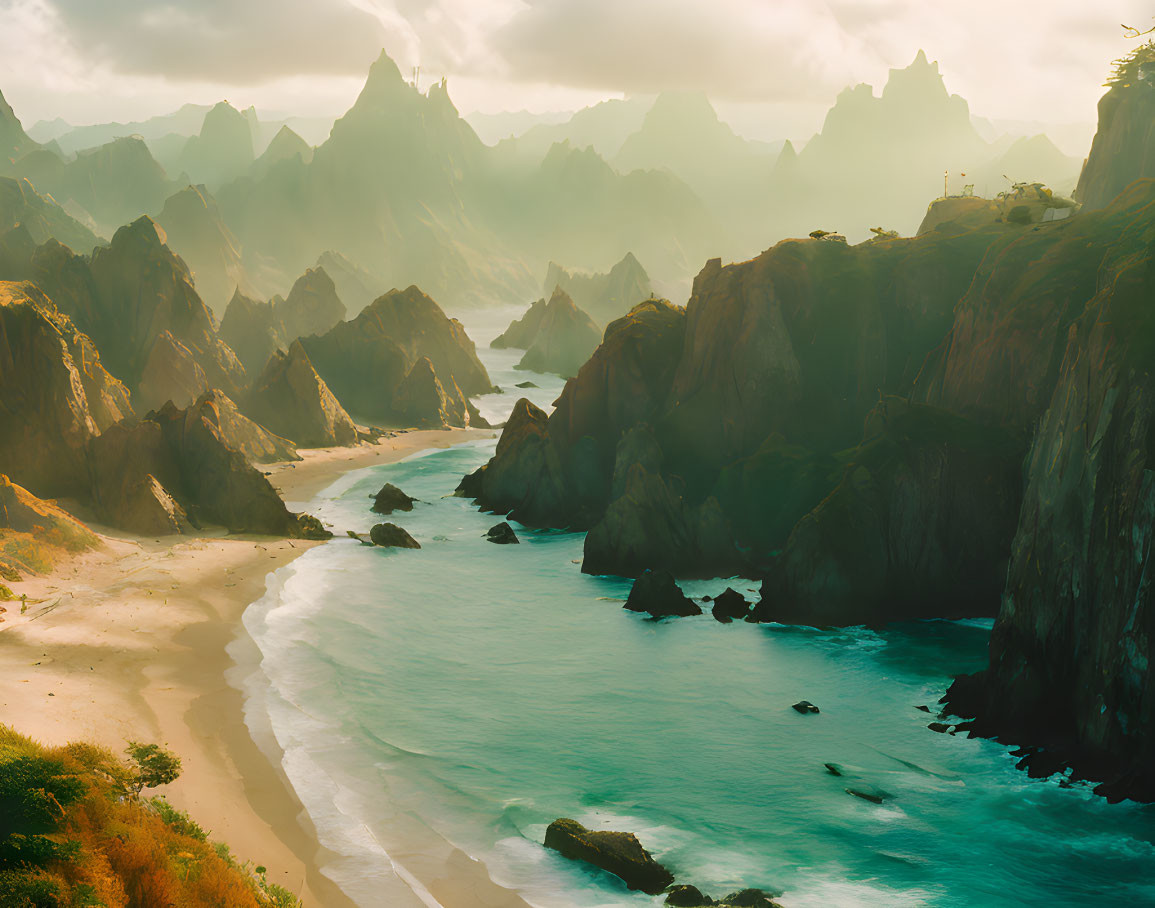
0 428 492 908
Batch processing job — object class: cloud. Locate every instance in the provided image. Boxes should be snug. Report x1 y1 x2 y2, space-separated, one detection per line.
39 0 398 83
491 0 883 103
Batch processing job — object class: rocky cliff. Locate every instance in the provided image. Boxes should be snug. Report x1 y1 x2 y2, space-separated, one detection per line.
218 289 287 376
1075 43 1155 209
86 216 246 401
246 339 358 447
543 252 651 326
494 288 602 377
0 281 133 499
945 179 1155 802
277 266 346 342
302 284 492 422
155 184 250 316
87 399 318 538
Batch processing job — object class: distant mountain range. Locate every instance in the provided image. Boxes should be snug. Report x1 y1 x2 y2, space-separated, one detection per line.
1 49 1084 311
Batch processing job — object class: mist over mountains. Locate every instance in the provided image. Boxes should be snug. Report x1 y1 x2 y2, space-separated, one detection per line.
1 48 1082 314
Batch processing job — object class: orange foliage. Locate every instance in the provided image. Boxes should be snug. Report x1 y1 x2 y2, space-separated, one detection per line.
0 727 273 908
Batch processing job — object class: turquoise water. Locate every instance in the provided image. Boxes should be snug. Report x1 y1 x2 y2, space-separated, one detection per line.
240 318 1155 907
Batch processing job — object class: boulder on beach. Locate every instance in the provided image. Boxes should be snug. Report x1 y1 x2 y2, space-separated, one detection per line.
485 522 519 545
624 570 701 618
543 818 674 895
371 483 416 515
369 522 421 549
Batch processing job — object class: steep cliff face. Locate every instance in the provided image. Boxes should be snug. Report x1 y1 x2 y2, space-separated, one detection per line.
1075 44 1155 210
947 194 1155 800
0 88 36 164
753 400 1024 626
155 185 250 316
392 356 479 429
218 289 286 376
544 253 652 326
493 288 602 377
189 389 298 464
461 299 686 529
246 339 358 447
0 176 102 253
86 399 317 538
516 289 602 378
915 183 1155 431
301 284 492 422
86 216 246 399
664 229 1002 478
277 266 347 342
0 281 133 498
464 222 1007 577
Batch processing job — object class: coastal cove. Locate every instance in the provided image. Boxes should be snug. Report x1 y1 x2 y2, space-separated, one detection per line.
239 339 1155 908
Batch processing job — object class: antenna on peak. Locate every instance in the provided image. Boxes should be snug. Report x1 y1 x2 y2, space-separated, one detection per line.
411 65 421 91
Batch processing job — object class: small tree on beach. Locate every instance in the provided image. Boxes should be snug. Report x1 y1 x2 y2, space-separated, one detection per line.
125 742 181 795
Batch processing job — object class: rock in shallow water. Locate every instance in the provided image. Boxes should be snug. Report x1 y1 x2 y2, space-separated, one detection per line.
372 482 416 515
710 588 751 623
369 523 421 549
543 818 674 894
624 570 701 618
791 701 820 714
666 884 713 906
485 522 519 544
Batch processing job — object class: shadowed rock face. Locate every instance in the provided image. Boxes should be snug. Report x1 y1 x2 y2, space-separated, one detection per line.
0 176 102 253
135 330 210 413
753 399 1024 626
87 399 316 538
510 288 602 378
544 252 652 326
0 281 133 499
392 356 476 429
246 339 357 448
302 284 492 423
946 183 1155 801
0 87 37 163
85 216 246 400
544 818 674 895
465 223 1003 578
1076 47 1155 210
155 184 248 317
277 266 347 342
218 289 287 376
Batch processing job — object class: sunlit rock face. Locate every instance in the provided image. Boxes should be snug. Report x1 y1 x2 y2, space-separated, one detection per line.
0 280 133 499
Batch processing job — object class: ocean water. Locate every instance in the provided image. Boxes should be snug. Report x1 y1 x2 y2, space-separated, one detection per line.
237 313 1155 907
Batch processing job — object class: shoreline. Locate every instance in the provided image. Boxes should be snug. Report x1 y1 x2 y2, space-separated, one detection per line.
0 428 491 908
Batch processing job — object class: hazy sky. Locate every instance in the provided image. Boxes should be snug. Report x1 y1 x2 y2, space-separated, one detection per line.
0 0 1150 148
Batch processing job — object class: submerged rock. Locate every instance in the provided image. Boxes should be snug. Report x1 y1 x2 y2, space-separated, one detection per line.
624 570 701 619
485 522 519 545
791 701 820 714
371 483 416 515
543 818 674 895
369 522 421 549
514 380 538 389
